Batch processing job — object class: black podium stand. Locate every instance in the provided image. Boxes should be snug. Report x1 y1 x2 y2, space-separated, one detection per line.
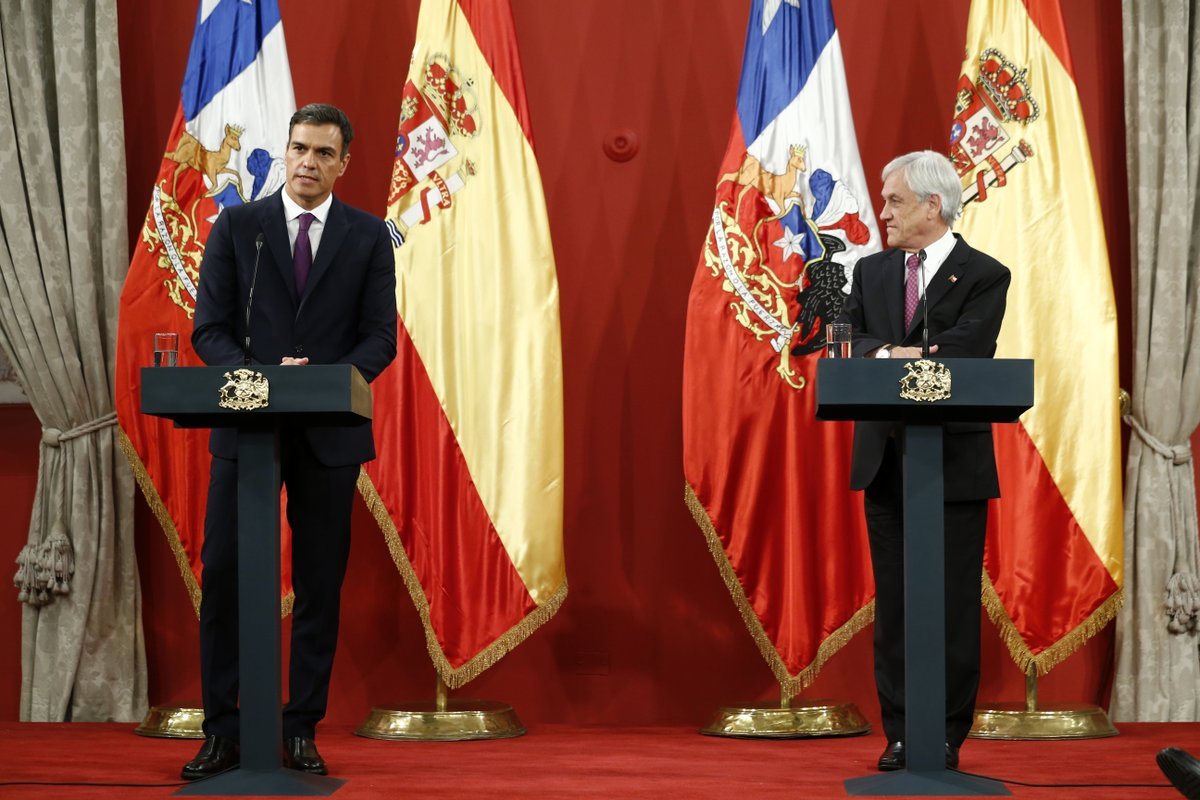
142 364 372 797
816 358 1033 797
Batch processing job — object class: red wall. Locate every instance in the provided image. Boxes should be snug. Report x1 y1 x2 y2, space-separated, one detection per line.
0 0 1170 727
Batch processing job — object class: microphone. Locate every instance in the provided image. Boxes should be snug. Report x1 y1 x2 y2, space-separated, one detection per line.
244 233 264 366
918 248 930 358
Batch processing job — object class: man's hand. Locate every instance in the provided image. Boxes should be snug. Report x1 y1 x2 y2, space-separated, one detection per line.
890 344 938 359
280 357 310 366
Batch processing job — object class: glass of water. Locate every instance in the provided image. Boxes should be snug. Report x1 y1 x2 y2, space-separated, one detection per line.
154 332 178 367
825 323 851 358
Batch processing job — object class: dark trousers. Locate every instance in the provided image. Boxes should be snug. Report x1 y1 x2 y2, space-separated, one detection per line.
198 432 359 741
864 437 987 748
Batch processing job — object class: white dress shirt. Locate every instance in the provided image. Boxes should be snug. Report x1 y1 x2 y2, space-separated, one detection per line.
903 226 957 296
874 227 957 357
281 189 333 258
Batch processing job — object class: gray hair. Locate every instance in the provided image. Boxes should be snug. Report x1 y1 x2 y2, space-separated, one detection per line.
881 150 963 226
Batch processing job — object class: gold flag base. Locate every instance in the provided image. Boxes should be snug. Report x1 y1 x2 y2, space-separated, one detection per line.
355 700 526 741
701 698 871 738
134 705 206 739
968 672 1118 740
969 702 1117 740
356 674 524 742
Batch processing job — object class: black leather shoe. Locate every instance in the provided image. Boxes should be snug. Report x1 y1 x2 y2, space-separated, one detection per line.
946 742 960 769
877 741 905 771
284 736 328 775
1158 747 1200 800
181 734 240 780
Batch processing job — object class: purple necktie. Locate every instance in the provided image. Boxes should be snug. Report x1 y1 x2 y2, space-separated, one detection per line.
904 252 921 330
294 212 315 296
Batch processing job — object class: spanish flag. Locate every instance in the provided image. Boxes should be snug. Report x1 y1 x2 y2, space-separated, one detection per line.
950 0 1122 672
361 0 566 687
114 0 296 611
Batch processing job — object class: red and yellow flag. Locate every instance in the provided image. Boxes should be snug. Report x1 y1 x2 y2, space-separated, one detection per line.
950 0 1122 672
361 0 566 687
114 0 296 611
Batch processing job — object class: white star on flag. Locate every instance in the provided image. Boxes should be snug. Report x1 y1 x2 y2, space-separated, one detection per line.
773 226 806 261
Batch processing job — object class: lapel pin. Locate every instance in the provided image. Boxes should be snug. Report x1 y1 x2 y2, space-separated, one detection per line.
949 274 959 284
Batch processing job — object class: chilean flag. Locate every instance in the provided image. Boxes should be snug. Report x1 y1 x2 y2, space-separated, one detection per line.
683 0 880 696
115 0 297 612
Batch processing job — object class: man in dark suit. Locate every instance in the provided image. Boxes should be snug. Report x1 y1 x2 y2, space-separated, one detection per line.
837 150 1010 772
183 103 397 779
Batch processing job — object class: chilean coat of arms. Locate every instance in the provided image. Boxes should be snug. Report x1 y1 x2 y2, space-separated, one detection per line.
141 120 287 319
704 144 872 390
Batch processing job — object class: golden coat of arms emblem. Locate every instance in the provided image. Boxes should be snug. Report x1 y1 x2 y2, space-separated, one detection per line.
899 359 952 403
217 369 270 411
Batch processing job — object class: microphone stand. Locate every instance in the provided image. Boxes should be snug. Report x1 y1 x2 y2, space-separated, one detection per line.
919 248 930 359
244 233 264 366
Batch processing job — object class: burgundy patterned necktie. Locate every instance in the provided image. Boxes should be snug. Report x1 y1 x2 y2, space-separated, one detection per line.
294 212 315 296
904 252 921 330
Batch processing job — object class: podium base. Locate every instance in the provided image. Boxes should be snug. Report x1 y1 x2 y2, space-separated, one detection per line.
135 706 205 739
845 768 1010 796
969 703 1118 740
174 767 345 796
355 699 526 741
700 700 870 738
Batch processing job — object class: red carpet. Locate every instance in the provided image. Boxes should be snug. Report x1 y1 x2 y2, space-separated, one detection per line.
0 722 1194 798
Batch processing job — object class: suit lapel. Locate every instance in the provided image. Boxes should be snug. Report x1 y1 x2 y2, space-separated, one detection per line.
881 249 906 343
298 197 348 313
921 236 969 316
260 191 297 302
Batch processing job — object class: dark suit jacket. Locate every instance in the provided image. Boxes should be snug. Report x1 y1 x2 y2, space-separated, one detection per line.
837 233 1010 501
192 190 397 467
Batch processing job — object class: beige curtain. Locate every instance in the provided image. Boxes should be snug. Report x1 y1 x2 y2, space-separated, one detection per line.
0 0 146 720
1112 0 1200 721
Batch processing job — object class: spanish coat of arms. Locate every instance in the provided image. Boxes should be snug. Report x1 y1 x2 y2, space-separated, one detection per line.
950 48 1041 208
384 52 481 248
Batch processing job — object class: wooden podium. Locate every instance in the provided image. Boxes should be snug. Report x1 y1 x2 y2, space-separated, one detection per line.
816 357 1033 797
142 364 372 797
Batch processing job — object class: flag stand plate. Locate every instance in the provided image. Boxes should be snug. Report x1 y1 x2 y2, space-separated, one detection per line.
969 703 1117 740
968 672 1117 740
700 699 870 738
355 700 526 741
135 705 205 739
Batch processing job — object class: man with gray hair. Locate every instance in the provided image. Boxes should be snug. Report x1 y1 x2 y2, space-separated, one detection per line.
837 149 1011 772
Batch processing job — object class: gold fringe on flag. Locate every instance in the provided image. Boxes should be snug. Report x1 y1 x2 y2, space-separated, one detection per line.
119 429 202 614
685 482 873 702
358 469 567 689
981 569 1123 676
118 428 295 618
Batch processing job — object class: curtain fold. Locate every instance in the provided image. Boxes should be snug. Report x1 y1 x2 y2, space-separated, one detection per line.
1112 0 1200 722
0 0 146 721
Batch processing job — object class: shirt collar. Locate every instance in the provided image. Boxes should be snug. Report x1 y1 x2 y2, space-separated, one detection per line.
905 226 956 268
281 189 333 225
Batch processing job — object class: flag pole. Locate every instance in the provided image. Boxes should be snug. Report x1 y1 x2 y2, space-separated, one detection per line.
355 670 526 741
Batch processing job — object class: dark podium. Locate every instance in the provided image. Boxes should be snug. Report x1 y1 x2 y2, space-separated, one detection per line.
816 357 1033 797
142 364 372 797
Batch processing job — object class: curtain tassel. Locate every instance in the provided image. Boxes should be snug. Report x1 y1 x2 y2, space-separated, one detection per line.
13 543 39 604
37 526 74 598
1165 571 1200 633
